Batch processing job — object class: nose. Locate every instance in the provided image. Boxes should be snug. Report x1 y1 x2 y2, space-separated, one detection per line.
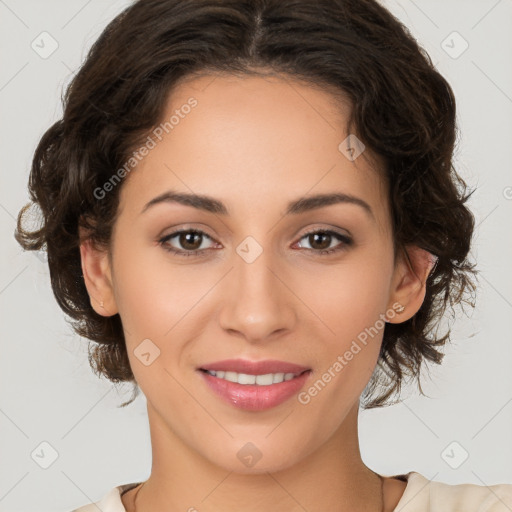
218 246 297 343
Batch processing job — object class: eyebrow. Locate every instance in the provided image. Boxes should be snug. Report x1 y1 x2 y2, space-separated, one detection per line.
141 190 374 219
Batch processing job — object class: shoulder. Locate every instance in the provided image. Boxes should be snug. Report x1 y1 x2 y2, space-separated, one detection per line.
392 471 512 512
66 474 512 512
69 482 141 512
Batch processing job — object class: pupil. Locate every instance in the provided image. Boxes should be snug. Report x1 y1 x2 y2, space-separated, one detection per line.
311 233 330 250
181 232 200 250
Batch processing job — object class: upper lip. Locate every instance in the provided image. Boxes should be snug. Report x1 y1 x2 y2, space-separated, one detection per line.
199 359 310 375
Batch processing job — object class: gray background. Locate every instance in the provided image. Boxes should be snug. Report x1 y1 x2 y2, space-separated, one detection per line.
1 1 511 511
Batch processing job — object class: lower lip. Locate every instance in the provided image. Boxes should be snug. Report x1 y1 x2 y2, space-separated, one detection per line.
198 370 311 411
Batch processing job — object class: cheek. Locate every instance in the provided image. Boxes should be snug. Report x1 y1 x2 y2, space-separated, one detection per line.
296 251 392 398
301 251 393 340
111 241 207 336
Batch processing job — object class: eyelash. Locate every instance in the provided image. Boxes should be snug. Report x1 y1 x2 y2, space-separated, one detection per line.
158 228 353 258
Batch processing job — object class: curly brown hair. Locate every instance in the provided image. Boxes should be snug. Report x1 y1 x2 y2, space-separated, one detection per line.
15 0 477 409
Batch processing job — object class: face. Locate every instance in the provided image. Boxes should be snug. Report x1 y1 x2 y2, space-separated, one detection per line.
82 73 428 474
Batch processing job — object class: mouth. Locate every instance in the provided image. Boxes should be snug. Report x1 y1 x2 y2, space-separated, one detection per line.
197 359 312 411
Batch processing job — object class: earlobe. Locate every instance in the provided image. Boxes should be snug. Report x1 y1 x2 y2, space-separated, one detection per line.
79 234 118 317
386 245 438 323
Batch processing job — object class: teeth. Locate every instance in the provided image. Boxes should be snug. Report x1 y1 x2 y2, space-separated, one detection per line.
205 370 301 385
256 373 273 385
273 372 284 383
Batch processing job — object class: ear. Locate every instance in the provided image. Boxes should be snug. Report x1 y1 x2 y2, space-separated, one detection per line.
386 245 438 323
79 228 118 317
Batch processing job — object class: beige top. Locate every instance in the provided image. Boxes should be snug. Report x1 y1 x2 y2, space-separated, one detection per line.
71 471 512 511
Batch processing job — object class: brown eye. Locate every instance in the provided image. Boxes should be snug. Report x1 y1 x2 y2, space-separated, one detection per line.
307 232 332 251
159 229 216 257
295 229 353 255
178 231 203 250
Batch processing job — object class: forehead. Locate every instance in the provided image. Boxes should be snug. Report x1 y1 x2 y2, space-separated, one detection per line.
118 73 389 229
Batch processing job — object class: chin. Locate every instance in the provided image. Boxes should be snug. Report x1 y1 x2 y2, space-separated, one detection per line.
197 434 314 475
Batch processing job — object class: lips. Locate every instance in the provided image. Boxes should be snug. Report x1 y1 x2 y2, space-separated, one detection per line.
197 359 312 411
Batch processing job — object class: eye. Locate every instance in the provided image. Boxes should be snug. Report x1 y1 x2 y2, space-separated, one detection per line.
294 229 353 255
159 229 217 257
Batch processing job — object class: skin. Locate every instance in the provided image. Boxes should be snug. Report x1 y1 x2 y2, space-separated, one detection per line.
80 73 435 512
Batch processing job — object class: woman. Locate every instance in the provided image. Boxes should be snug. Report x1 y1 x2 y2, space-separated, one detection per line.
15 0 512 510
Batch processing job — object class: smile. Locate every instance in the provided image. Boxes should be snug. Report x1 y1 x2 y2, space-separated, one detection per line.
198 363 312 411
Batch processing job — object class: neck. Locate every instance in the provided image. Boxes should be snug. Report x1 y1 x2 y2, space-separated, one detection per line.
128 401 386 512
